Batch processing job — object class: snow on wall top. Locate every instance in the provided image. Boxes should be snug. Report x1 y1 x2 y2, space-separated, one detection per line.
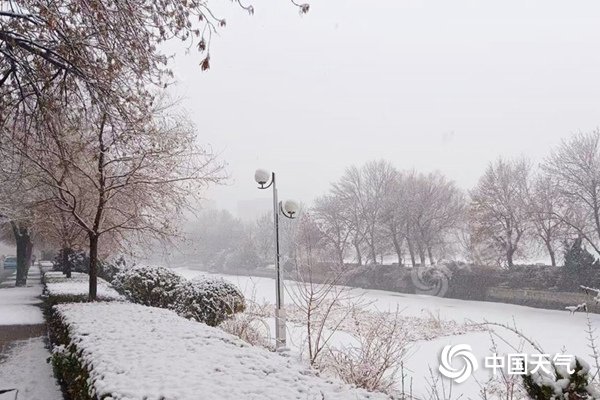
54 302 390 400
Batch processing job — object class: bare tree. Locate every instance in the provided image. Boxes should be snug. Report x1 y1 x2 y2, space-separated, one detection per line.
543 130 600 256
380 172 409 266
379 170 465 267
330 165 367 265
287 213 355 365
527 173 568 267
360 160 397 264
470 158 531 268
6 97 225 300
331 161 397 265
312 195 352 266
411 172 465 266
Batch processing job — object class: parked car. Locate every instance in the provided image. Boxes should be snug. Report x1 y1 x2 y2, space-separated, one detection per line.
3 256 17 269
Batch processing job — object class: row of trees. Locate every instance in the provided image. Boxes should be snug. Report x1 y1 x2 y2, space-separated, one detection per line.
310 131 600 269
312 162 464 267
0 0 309 296
470 131 600 268
188 131 600 271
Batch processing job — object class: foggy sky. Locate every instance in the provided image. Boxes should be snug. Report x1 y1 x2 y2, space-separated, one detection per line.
165 0 600 216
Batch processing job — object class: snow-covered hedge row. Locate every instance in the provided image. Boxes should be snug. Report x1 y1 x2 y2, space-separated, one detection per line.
42 271 124 305
112 265 183 308
49 302 389 400
112 266 245 326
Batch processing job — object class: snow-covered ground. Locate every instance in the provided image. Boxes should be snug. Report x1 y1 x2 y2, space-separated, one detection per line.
43 271 123 301
0 285 45 326
55 302 389 400
0 268 62 400
0 270 44 326
174 268 600 398
0 338 62 400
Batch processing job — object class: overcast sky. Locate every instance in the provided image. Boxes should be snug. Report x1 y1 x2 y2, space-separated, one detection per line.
166 0 600 216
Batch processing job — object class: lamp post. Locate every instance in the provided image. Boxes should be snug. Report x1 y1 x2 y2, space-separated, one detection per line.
254 169 299 350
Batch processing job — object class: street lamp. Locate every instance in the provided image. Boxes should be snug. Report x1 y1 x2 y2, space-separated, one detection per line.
254 169 297 350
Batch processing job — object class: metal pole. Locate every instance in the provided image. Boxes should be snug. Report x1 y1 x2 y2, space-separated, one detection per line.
272 172 286 349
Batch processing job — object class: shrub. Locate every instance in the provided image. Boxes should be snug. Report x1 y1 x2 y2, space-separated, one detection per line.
219 300 272 348
53 248 89 273
564 238 599 272
173 276 246 326
112 265 184 308
99 255 128 282
112 266 246 326
523 356 598 399
323 309 408 395
50 344 93 400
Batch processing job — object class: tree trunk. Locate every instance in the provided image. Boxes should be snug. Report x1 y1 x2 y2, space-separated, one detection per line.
507 247 515 268
427 246 435 266
89 234 99 301
392 235 403 266
12 223 33 287
407 238 417 267
62 246 72 278
336 246 345 267
546 242 557 267
418 245 426 267
354 242 362 266
368 234 377 265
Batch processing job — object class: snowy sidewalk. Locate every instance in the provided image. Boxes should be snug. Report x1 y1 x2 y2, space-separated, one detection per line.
0 269 46 347
0 268 62 400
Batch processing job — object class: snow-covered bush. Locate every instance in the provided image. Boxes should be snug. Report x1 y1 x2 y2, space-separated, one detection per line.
99 255 128 282
113 266 245 326
523 356 598 399
112 265 184 308
192 276 246 313
50 344 92 400
173 276 245 326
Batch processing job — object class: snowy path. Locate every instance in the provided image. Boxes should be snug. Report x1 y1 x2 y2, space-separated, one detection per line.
0 270 44 326
175 268 600 398
0 268 62 399
0 338 62 400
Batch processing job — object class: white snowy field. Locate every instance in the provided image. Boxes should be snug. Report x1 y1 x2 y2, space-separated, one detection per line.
174 267 600 399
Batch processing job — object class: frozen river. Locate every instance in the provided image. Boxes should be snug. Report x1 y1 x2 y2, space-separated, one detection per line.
175 267 600 398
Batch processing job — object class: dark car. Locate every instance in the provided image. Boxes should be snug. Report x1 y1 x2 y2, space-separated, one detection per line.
3 256 17 269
